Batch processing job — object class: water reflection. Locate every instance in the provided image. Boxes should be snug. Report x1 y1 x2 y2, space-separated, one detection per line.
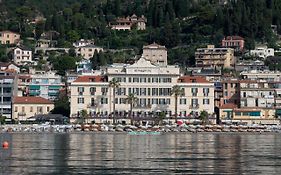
0 133 281 174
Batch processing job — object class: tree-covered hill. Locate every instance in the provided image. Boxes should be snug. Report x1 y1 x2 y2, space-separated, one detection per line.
1 0 281 66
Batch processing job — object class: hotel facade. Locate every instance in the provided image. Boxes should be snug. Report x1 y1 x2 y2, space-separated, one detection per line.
70 57 215 118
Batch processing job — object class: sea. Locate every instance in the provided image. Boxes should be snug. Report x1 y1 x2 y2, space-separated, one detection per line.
0 133 281 174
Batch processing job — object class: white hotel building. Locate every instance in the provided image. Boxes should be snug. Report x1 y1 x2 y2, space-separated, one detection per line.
70 57 215 118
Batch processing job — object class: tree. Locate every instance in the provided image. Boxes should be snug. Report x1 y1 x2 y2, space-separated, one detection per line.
109 78 120 124
51 55 80 76
80 109 88 124
199 110 209 125
35 21 45 40
51 93 70 118
126 93 138 125
0 115 6 125
171 85 184 123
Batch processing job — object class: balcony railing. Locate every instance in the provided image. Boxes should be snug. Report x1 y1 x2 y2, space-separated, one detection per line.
189 104 199 109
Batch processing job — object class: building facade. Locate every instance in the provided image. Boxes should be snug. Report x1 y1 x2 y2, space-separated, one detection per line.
195 45 235 68
110 14 147 31
27 71 64 100
142 43 167 66
12 96 54 121
0 31 20 45
13 46 33 65
250 46 274 59
0 71 18 120
222 36 245 52
70 57 215 119
75 45 103 59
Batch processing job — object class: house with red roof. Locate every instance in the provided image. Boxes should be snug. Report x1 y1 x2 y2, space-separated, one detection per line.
12 96 54 121
222 36 245 52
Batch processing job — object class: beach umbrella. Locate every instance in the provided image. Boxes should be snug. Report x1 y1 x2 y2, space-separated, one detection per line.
177 120 184 126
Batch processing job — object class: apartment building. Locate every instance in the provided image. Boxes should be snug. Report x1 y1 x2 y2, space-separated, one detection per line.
0 31 20 45
195 45 235 68
12 96 54 121
142 43 167 66
70 57 215 119
240 70 281 81
27 71 64 100
221 79 240 106
13 46 33 65
0 71 18 120
240 80 275 108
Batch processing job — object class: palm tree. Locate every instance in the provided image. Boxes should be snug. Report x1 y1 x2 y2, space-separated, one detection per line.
171 85 184 123
109 78 120 124
126 93 138 125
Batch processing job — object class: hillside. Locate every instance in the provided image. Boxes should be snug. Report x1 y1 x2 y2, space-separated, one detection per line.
1 0 281 66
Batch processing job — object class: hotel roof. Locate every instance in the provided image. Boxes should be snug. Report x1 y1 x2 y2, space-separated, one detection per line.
73 75 105 83
13 97 53 104
178 76 210 83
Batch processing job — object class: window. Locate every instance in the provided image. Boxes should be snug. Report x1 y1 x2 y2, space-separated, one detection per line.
101 98 108 104
191 88 198 96
203 88 209 96
180 98 187 105
47 107 50 112
77 87 84 93
15 107 18 112
37 107 43 113
30 107 33 112
78 97 84 104
203 99 210 105
90 87 96 95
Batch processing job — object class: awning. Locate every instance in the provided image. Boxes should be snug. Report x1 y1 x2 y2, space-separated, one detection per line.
29 85 40 90
49 85 61 90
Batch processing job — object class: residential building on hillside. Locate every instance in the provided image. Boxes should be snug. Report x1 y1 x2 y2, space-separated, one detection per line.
0 70 18 120
142 42 167 66
0 62 20 73
36 39 57 48
73 39 95 47
222 36 245 52
240 70 281 81
240 80 275 108
12 46 33 65
12 96 54 121
195 45 235 68
76 59 93 74
235 60 267 72
27 71 64 100
221 79 240 106
75 44 103 59
69 57 215 121
109 14 147 31
249 46 274 59
0 31 20 45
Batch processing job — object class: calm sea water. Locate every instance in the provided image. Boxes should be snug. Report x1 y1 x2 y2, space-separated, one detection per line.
0 133 281 175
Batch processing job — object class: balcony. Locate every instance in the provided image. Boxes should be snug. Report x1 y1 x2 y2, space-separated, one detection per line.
87 103 97 108
134 104 152 109
189 104 199 109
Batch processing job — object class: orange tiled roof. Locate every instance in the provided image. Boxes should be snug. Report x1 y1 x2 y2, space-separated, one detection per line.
73 75 105 83
13 96 53 104
178 76 210 83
